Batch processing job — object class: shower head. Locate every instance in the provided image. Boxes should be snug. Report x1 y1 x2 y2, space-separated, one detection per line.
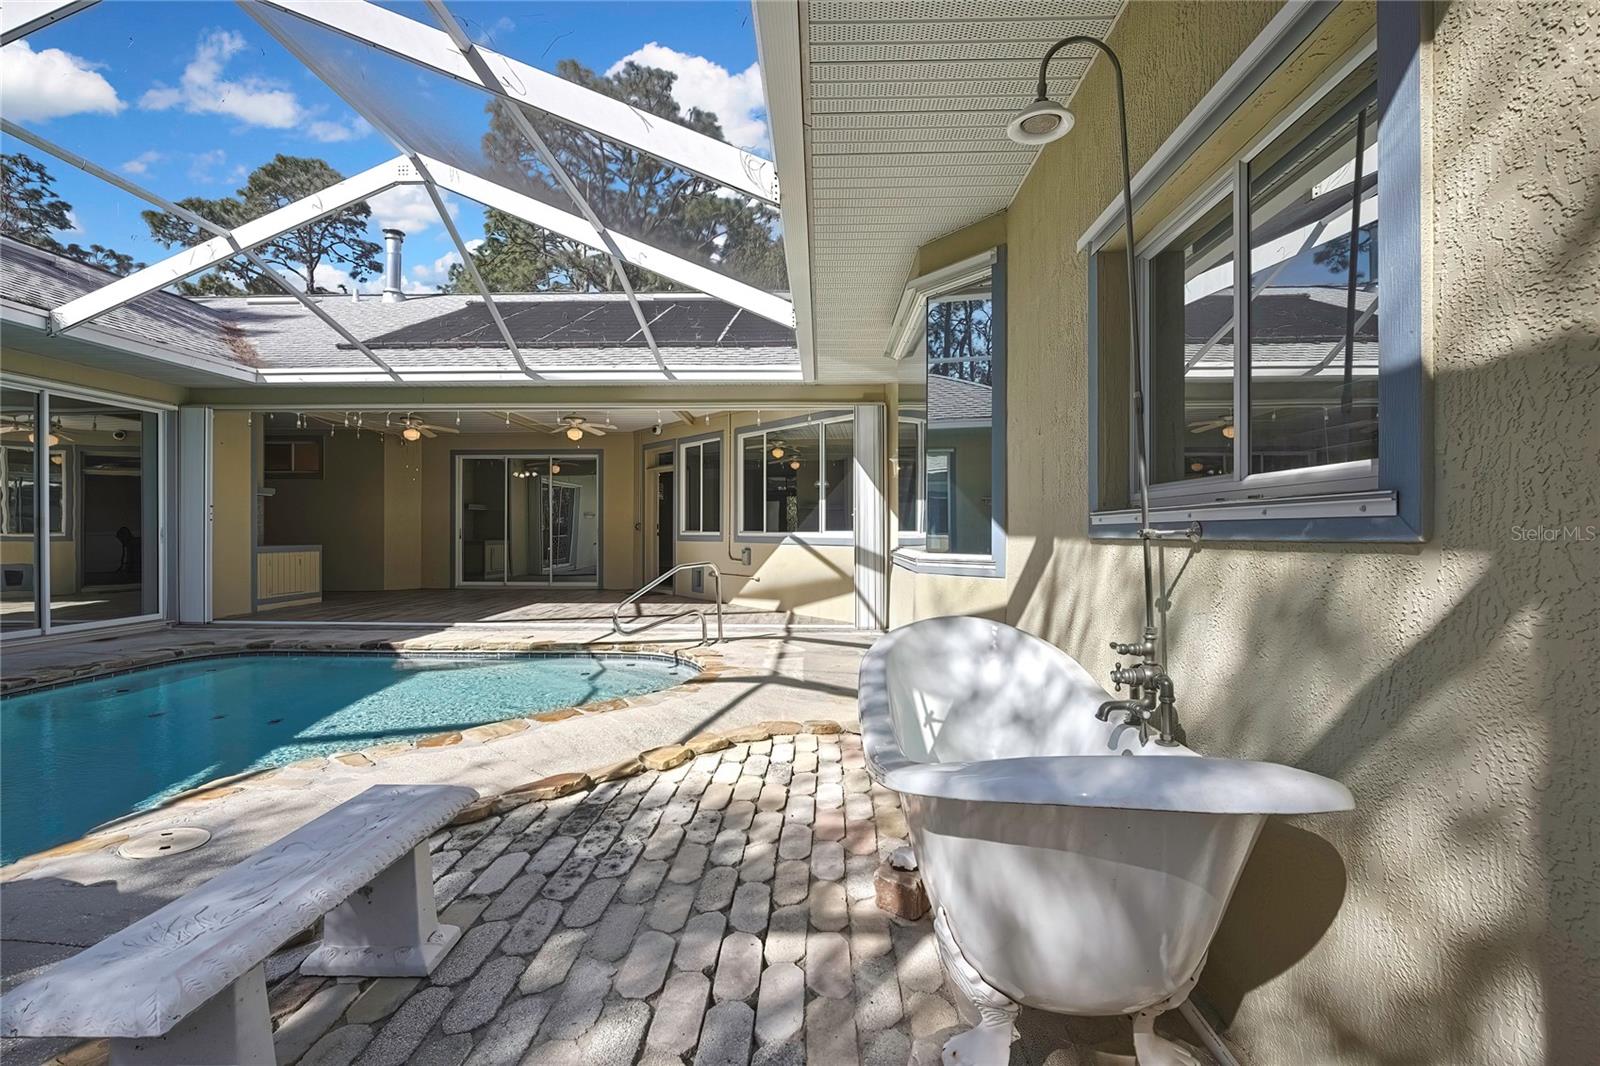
1006 97 1074 145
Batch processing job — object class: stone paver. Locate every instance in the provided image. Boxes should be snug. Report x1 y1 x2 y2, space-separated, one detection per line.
696 1001 756 1066
616 929 676 998
730 881 771 934
442 955 523 1033
463 995 551 1066
754 961 805 1046
240 732 977 1066
805 929 853 1001
712 931 764 1003
356 986 453 1066
520 927 588 993
806 996 860 1066
676 910 728 973
646 971 712 1056
467 851 529 896
538 956 615 1041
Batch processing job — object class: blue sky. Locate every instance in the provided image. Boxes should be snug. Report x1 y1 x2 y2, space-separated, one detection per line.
1 0 769 293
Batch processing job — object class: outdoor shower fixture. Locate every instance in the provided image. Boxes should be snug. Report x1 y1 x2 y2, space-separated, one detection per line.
1006 36 1196 746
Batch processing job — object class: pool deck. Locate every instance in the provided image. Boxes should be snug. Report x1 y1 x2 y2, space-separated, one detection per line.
0 622 1214 1065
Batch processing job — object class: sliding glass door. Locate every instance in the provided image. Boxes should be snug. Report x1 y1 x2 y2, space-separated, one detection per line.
0 381 166 636
455 453 600 588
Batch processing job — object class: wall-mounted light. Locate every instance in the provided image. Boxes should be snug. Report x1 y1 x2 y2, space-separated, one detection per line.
566 426 584 441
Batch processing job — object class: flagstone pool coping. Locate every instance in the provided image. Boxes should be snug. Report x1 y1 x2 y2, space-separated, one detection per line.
0 635 744 876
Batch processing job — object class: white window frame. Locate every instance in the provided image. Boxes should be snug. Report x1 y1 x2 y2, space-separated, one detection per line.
678 437 722 537
736 414 855 541
894 415 926 544
889 246 1008 577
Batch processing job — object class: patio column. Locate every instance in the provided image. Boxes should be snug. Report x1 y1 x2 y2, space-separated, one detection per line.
176 406 213 624
852 404 888 630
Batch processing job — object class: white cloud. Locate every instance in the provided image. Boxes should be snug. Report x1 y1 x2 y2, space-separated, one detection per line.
140 31 300 128
62 210 86 236
188 148 227 183
368 186 457 235
307 117 372 143
0 41 124 122
606 43 768 154
120 150 163 175
140 30 369 143
404 240 480 293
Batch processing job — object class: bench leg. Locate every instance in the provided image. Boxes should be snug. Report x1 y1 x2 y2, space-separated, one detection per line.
108 963 274 1066
302 843 461 977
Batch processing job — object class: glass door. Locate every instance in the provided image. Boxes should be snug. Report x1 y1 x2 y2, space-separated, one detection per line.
455 453 600 588
506 457 550 583
457 457 507 584
1 385 42 635
546 455 599 586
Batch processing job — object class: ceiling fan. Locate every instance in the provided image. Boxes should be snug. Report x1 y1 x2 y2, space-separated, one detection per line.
392 414 460 442
549 413 617 441
1188 416 1236 439
0 417 74 444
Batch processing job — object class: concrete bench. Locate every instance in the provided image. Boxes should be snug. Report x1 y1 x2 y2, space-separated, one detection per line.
1 783 476 1065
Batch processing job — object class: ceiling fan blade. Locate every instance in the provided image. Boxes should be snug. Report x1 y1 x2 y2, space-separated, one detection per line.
583 426 607 436
1188 420 1229 434
421 424 460 434
420 428 437 439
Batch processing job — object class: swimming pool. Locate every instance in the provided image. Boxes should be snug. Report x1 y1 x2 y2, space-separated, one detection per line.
0 652 696 864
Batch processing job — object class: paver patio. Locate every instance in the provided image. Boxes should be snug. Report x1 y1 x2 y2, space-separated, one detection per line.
106 725 956 1066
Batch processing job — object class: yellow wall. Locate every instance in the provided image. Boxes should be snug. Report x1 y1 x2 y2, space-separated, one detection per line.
383 436 423 590
210 411 253 619
262 429 388 591
0 349 186 408
642 410 858 623
900 2 1600 1063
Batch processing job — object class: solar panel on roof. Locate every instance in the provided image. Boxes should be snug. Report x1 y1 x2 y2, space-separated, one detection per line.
352 299 794 350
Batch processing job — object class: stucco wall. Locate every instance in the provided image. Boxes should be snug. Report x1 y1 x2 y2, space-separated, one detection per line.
641 410 857 623
210 411 252 620
900 2 1599 1063
262 429 387 592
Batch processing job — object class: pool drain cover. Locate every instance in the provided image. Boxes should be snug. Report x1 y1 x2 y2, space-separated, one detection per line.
118 827 211 860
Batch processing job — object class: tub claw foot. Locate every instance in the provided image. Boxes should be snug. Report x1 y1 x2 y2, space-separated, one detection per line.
934 908 1019 1065
1131 1008 1203 1066
1129 965 1204 1066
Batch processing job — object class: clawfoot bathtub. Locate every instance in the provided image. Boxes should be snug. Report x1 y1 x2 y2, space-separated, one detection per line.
858 617 1353 1065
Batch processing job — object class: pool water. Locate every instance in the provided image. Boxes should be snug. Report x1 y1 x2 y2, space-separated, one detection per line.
0 653 696 864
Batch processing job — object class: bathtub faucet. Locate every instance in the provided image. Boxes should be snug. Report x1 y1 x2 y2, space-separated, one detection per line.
1098 651 1183 745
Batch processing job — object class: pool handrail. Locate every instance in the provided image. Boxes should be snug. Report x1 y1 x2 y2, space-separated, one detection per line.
612 563 724 644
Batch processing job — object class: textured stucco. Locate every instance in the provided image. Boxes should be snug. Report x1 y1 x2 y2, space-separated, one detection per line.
899 1 1599 1063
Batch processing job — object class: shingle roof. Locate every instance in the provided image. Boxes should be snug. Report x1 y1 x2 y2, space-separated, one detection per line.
0 237 800 377
928 375 992 421
200 292 800 374
0 237 262 367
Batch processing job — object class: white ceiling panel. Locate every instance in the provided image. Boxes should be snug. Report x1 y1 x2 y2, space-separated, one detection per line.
794 0 1124 381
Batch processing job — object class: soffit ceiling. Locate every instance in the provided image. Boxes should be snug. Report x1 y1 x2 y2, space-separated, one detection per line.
800 0 1124 382
257 408 725 436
